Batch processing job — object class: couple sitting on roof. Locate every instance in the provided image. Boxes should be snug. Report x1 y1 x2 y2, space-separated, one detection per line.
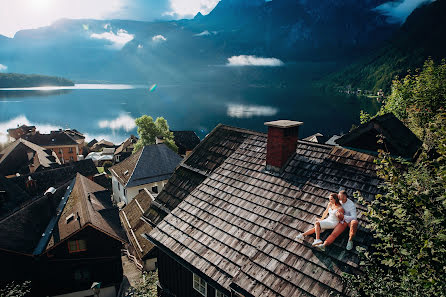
296 190 358 251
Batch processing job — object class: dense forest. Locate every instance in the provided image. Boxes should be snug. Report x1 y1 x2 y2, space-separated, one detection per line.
326 0 446 92
0 73 74 88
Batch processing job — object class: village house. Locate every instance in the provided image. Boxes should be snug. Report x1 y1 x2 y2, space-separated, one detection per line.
114 135 138 164
171 130 201 157
0 138 61 176
86 147 115 166
91 139 115 152
7 124 36 140
110 143 182 205
119 189 157 271
143 120 388 297
335 113 422 160
23 130 83 163
0 173 126 297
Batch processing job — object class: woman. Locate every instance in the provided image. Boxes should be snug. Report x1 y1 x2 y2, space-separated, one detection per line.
296 193 344 246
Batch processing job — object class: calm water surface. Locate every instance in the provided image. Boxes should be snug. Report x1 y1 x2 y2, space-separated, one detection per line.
0 81 380 143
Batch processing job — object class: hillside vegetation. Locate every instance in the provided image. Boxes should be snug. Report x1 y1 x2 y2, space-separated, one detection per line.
326 0 446 92
0 73 74 88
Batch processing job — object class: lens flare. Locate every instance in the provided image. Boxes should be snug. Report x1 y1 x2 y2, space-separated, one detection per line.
149 84 157 92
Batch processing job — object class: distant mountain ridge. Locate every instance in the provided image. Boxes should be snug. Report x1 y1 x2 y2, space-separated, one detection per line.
0 73 74 88
326 0 446 92
0 0 401 82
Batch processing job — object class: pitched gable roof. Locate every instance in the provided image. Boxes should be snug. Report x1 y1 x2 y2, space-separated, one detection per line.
172 130 201 153
148 125 381 297
335 113 422 159
115 135 138 155
0 138 60 175
23 131 78 147
45 173 126 251
120 189 155 259
110 144 182 188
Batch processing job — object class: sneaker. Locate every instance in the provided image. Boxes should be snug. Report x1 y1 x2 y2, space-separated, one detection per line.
312 239 323 246
317 244 326 251
296 233 305 242
346 240 354 251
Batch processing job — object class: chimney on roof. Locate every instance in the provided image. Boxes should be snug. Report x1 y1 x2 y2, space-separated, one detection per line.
264 120 303 172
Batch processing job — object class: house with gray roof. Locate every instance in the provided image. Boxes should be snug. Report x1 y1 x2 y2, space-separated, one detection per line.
110 144 182 205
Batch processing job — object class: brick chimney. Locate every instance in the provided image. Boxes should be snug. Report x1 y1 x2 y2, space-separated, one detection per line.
265 120 303 172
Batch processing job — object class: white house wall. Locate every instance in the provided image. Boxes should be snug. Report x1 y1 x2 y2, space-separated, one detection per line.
111 173 166 205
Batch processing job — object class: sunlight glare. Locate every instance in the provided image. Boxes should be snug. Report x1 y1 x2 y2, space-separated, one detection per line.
30 0 52 11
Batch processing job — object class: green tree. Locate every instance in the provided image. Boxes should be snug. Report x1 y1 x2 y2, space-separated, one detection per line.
133 116 178 153
360 58 446 145
345 114 446 297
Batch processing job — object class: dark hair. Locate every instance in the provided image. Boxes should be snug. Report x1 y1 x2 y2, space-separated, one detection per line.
329 193 340 205
339 190 348 198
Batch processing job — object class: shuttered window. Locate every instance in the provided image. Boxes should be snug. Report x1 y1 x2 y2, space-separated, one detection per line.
68 239 87 253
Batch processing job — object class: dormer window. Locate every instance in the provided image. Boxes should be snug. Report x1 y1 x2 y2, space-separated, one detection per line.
124 170 129 176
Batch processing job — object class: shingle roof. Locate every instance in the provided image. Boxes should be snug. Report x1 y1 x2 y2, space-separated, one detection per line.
0 180 69 254
110 144 183 188
172 131 201 153
0 138 61 176
45 173 126 250
142 125 251 225
115 135 138 155
148 125 381 297
335 113 422 160
120 189 155 259
23 131 78 147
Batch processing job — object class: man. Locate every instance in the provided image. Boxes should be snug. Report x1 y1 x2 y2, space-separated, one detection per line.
318 190 358 251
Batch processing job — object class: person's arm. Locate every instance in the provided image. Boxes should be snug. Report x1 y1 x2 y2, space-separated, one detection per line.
317 203 330 221
336 207 345 221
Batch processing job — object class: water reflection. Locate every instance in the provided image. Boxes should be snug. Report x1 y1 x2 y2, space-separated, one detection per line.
0 89 72 98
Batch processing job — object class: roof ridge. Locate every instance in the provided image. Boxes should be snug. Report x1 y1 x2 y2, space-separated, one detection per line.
218 124 266 137
77 173 92 225
125 146 145 187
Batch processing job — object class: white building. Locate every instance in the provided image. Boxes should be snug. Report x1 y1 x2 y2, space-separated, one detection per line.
109 144 182 205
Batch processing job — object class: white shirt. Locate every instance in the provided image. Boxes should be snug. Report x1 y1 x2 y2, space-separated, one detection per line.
341 198 357 223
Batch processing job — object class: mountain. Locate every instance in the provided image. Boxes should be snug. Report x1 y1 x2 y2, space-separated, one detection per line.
0 73 74 88
326 0 446 92
0 0 399 82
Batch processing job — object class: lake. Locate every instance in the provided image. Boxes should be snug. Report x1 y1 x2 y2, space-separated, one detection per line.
0 68 380 144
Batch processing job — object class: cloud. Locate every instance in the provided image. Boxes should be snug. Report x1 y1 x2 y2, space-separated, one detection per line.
193 30 217 37
98 114 136 132
0 64 7 72
227 104 279 118
152 34 167 42
166 0 219 18
90 29 134 49
0 115 62 135
227 55 284 67
374 0 434 23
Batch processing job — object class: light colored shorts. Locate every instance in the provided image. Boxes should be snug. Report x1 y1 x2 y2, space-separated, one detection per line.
318 219 339 231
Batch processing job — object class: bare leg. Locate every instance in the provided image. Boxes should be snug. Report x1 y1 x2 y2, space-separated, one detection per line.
302 228 315 236
315 221 321 240
349 220 359 241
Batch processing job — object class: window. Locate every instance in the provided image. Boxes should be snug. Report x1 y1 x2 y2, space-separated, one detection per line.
69 147 73 153
216 290 228 297
118 183 120 191
193 273 207 296
68 240 87 253
58 148 63 154
152 186 158 193
70 156 74 161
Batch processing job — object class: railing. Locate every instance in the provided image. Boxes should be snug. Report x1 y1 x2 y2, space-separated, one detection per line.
122 248 144 271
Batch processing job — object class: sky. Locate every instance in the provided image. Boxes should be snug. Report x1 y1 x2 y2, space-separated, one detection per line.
0 0 434 37
0 0 220 38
